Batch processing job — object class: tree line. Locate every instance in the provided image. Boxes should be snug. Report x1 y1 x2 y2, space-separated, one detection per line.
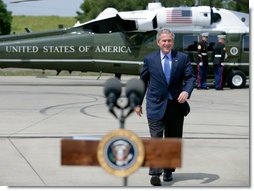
0 0 12 35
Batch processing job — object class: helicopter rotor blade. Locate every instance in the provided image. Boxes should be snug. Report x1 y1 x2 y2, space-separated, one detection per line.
10 0 44 4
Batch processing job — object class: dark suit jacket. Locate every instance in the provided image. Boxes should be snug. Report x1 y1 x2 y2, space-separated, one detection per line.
140 50 196 120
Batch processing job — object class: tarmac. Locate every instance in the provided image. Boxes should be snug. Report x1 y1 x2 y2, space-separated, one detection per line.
0 76 250 187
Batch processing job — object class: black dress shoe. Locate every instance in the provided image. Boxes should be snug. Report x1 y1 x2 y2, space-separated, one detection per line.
150 175 161 186
163 172 173 182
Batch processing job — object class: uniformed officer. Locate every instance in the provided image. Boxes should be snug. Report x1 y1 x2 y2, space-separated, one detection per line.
197 32 209 89
212 35 226 90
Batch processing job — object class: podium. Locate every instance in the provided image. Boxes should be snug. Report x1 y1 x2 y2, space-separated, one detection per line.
61 138 181 168
61 78 182 185
61 136 182 186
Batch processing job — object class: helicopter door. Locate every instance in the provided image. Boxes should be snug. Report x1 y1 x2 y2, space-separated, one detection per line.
241 35 249 64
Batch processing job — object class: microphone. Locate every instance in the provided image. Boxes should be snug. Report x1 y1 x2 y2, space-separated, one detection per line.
125 78 145 110
104 78 122 117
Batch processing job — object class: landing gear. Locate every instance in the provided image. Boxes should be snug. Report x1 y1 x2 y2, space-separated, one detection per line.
227 70 246 89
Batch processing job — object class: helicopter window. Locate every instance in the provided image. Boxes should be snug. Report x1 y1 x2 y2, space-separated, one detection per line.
144 35 156 44
183 35 198 52
243 35 249 52
211 13 221 23
229 34 240 42
207 35 217 51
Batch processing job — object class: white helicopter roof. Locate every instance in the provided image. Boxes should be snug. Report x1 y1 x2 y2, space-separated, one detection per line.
74 2 249 34
211 7 249 33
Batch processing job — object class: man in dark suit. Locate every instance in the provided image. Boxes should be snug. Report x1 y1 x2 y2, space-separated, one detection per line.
135 28 196 186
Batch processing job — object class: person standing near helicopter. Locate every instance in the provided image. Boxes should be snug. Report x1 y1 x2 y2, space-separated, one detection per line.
212 35 227 90
134 28 195 186
197 32 209 89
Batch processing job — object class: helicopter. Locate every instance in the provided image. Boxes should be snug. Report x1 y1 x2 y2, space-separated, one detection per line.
0 1 249 88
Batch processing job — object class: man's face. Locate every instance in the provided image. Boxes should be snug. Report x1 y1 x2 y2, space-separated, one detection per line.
157 33 174 54
202 36 208 41
219 38 225 44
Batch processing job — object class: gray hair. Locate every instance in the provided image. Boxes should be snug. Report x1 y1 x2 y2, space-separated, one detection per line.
156 28 175 41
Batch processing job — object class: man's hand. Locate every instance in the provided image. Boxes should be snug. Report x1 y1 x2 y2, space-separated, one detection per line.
134 106 143 117
177 91 189 103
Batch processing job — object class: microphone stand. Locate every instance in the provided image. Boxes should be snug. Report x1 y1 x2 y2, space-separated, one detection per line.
109 102 133 186
120 108 128 186
104 78 144 187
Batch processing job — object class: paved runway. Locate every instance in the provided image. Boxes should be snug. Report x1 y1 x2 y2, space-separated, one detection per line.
0 76 250 187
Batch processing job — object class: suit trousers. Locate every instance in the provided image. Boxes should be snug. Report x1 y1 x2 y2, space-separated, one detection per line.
148 100 184 175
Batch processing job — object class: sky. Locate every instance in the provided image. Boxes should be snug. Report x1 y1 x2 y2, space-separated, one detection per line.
2 0 84 16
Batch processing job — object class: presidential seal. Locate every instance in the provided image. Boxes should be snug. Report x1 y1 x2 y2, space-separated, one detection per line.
97 129 145 177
